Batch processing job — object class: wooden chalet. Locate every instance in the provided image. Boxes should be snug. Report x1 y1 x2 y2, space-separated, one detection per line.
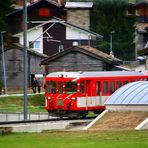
40 46 122 74
13 17 103 56
0 44 48 88
7 0 66 35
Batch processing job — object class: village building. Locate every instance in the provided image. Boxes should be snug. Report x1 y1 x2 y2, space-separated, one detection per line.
6 0 98 57
40 46 122 74
128 1 148 56
0 44 48 89
13 17 102 56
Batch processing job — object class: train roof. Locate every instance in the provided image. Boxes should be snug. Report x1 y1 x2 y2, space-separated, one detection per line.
46 71 148 78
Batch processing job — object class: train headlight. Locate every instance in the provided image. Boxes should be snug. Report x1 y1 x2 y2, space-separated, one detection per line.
47 96 51 100
71 97 76 100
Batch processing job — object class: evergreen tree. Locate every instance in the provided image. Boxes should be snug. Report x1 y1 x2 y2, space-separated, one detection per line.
91 0 136 60
0 0 14 35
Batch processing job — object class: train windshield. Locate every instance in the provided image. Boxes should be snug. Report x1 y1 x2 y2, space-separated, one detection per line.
65 81 77 94
47 81 56 94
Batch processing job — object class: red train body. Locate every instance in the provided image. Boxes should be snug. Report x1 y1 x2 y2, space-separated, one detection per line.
44 71 148 118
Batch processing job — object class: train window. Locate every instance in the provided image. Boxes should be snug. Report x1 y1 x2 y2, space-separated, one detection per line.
96 81 100 95
65 81 77 94
123 81 128 85
116 81 122 89
58 81 63 94
110 81 115 94
80 81 84 94
103 81 108 95
47 81 56 94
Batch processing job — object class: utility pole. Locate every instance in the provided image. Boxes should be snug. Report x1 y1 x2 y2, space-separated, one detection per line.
23 0 28 121
110 31 115 57
1 31 7 95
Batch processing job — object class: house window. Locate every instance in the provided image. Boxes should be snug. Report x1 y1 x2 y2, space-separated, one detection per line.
34 41 40 49
29 41 40 49
59 44 64 52
39 8 50 17
29 41 33 48
73 41 78 46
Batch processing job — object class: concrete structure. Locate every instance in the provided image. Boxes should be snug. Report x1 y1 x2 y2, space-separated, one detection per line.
135 118 148 130
105 81 148 112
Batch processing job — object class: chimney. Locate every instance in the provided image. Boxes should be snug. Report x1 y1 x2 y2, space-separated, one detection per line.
58 0 62 6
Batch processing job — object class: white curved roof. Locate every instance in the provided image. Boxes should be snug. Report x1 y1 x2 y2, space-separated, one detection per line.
105 81 148 105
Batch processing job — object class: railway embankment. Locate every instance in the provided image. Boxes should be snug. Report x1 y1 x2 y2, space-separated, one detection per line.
84 110 148 131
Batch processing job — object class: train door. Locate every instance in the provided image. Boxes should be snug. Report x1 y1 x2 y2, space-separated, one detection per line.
86 80 96 106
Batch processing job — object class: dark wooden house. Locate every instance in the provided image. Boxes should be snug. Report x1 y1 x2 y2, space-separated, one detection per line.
40 46 122 74
0 44 48 89
7 0 66 35
13 17 102 56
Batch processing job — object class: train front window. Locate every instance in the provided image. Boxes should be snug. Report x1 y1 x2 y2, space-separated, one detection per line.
47 81 56 94
58 81 63 94
65 81 77 94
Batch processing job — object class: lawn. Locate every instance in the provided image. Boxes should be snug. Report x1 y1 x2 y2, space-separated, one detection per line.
0 94 46 112
0 130 148 148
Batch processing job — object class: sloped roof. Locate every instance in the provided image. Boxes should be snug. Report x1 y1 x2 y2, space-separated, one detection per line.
134 1 148 7
105 81 148 105
0 43 48 58
136 23 148 33
7 0 61 16
65 2 93 8
13 17 103 39
138 47 148 56
40 46 122 65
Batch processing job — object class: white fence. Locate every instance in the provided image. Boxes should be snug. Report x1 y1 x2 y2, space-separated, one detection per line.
0 113 51 122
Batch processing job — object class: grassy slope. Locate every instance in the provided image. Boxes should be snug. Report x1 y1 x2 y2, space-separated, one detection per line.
0 130 148 148
0 94 46 112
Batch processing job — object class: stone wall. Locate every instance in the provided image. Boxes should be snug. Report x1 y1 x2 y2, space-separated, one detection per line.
67 10 90 30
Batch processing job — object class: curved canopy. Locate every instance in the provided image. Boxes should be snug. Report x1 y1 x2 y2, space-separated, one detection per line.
105 81 148 105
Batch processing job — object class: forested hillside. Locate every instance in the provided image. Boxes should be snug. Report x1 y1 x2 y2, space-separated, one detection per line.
91 0 135 60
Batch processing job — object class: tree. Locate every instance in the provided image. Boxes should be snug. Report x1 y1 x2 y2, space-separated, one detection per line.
91 0 136 60
0 0 14 35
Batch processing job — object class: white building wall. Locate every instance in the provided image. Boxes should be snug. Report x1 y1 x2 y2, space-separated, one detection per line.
19 27 43 53
66 26 90 40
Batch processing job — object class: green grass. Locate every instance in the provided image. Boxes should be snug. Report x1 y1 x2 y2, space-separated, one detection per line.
0 130 148 148
0 94 46 112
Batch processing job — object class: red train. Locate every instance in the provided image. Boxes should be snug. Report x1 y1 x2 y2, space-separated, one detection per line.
44 71 148 118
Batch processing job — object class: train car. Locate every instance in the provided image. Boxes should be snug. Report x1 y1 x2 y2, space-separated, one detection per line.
44 71 148 118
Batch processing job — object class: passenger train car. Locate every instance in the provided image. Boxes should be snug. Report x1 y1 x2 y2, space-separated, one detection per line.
44 71 148 118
